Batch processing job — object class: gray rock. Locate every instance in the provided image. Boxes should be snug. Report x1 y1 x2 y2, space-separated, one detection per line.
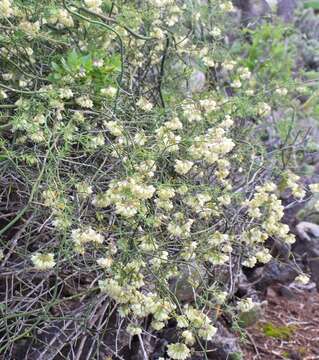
187 70 206 94
171 59 206 97
207 322 242 360
277 0 298 22
278 284 296 299
296 221 319 289
248 259 298 290
233 0 272 25
170 263 207 302
237 270 259 298
296 221 319 241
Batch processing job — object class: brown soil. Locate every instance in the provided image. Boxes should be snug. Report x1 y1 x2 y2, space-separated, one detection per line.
242 284 319 360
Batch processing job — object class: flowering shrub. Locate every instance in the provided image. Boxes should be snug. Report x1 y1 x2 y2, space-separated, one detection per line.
0 0 315 358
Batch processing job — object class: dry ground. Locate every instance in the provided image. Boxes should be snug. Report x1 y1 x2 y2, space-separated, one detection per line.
242 284 319 360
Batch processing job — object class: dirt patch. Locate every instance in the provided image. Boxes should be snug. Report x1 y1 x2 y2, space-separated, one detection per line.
242 284 319 360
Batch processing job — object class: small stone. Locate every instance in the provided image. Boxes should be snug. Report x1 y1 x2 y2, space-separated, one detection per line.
207 322 242 360
278 285 296 299
277 0 298 22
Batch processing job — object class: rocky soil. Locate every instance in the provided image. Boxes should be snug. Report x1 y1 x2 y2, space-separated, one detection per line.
242 283 319 360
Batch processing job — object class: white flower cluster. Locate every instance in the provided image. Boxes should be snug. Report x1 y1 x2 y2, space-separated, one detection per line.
309 183 319 211
100 275 177 324
136 97 153 112
237 297 255 313
203 231 232 265
285 171 305 199
93 177 155 217
0 0 13 18
104 120 123 137
48 9 74 28
76 95 93 108
11 111 47 143
184 192 214 218
167 343 190 360
84 0 102 12
177 305 218 341
158 305 217 360
295 273 310 285
71 227 104 252
189 125 235 165
245 182 295 244
43 189 60 209
155 186 175 211
97 257 113 268
174 160 193 175
243 248 272 268
101 86 117 97
219 1 234 12
150 0 174 8
19 20 40 35
275 87 288 96
134 159 156 178
156 120 182 153
167 213 194 238
42 189 73 230
58 87 73 99
75 182 93 199
31 252 56 270
257 102 271 116
127 323 142 336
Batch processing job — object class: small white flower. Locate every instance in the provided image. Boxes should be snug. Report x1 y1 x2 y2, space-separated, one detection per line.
309 183 319 193
84 0 102 12
31 252 56 270
182 330 195 345
198 323 217 340
104 120 123 137
0 0 13 18
214 291 228 304
97 257 113 268
93 59 104 68
75 182 93 199
151 320 165 331
237 297 255 313
257 102 271 116
167 343 190 360
136 97 153 111
59 87 73 99
210 27 221 37
220 1 234 12
176 315 189 328
0 90 8 99
242 256 257 268
255 249 272 264
127 323 142 336
2 73 13 81
295 274 310 285
275 87 288 96
231 79 241 88
174 160 194 175
76 95 93 108
100 86 117 97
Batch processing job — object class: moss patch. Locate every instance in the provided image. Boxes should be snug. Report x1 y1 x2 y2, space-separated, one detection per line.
262 323 296 340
